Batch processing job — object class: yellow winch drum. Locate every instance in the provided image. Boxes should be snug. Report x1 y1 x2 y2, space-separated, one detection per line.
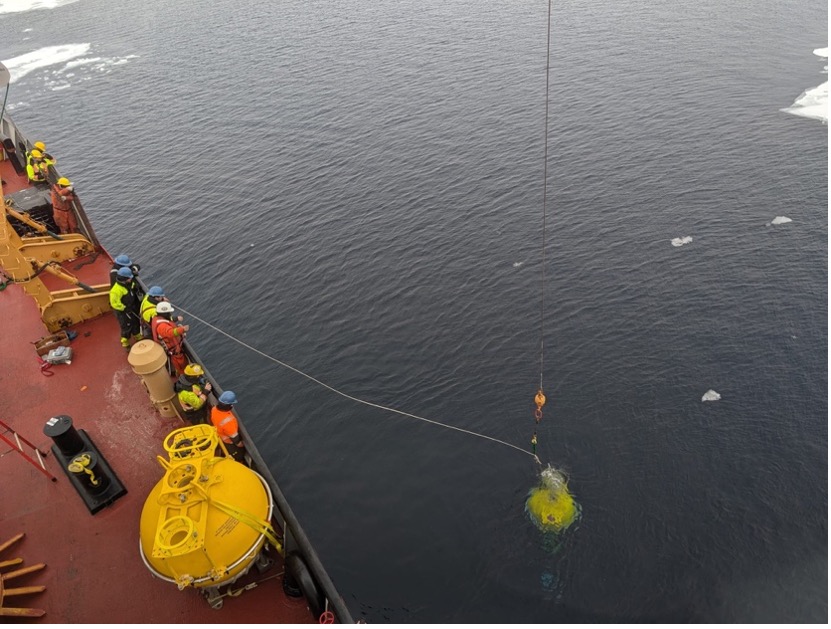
139 425 274 589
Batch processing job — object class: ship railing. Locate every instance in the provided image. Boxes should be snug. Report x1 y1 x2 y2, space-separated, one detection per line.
180 334 355 624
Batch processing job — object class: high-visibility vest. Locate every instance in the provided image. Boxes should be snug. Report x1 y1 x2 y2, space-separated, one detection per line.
140 295 158 323
210 407 240 445
178 387 206 411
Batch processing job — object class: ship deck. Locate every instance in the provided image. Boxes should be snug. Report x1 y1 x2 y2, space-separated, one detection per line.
1 154 315 622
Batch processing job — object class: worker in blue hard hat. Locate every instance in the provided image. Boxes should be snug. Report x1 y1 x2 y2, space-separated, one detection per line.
109 254 141 287
210 390 245 461
139 285 167 338
109 266 141 349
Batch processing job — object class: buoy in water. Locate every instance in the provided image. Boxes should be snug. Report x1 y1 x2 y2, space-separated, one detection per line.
526 465 579 532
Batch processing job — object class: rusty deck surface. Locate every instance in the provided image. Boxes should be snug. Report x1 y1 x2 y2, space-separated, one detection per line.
0 158 316 623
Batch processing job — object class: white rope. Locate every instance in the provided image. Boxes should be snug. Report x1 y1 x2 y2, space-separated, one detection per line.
172 304 536 460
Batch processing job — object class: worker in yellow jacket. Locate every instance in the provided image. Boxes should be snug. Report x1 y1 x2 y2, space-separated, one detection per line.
109 267 141 349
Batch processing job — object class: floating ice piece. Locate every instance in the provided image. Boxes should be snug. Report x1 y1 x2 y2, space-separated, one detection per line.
671 236 693 247
770 216 792 225
782 48 828 123
701 389 721 402
0 0 80 15
512 261 524 268
3 44 91 81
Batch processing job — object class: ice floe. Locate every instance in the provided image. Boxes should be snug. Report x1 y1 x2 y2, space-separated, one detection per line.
701 390 721 402
671 236 693 247
782 48 828 123
0 0 79 14
3 44 91 81
2 46 139 96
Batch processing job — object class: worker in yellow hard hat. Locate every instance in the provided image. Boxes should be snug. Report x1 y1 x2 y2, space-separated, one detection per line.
50 176 78 234
32 141 55 164
25 148 48 183
175 363 213 425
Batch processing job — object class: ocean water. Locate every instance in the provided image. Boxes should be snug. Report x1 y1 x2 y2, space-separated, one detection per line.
1 0 827 623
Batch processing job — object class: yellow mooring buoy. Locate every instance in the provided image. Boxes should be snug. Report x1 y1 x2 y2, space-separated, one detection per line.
526 464 579 533
139 425 277 601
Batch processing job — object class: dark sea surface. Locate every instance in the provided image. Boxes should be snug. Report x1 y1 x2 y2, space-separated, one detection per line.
2 0 827 622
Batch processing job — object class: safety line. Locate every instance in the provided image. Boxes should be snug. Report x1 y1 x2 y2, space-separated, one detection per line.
172 304 538 460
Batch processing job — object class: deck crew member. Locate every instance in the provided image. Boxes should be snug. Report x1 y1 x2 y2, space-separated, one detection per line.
175 363 212 425
139 286 166 338
50 177 78 234
25 149 48 183
109 266 141 349
210 391 245 461
109 254 141 287
151 301 189 375
31 141 56 166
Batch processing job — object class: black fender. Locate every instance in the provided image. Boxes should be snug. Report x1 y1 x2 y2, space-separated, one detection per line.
284 551 325 619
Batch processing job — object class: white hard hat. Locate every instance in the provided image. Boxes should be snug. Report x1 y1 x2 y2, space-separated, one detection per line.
156 301 174 314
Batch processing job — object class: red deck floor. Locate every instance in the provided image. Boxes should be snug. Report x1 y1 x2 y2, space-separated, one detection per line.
1 161 315 622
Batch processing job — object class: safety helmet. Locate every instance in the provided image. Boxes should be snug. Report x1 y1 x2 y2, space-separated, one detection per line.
156 301 175 314
218 391 238 405
30 149 42 158
34 141 46 152
114 254 132 266
147 286 165 297
184 363 204 377
117 267 134 279
57 177 71 187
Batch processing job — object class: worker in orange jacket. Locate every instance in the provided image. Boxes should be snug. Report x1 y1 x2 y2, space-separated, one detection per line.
50 177 78 234
210 391 245 461
151 301 189 375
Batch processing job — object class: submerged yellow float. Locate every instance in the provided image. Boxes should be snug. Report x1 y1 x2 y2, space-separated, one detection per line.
526 465 579 532
139 425 278 606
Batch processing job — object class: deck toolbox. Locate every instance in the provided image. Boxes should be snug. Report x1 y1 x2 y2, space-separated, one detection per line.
34 332 71 357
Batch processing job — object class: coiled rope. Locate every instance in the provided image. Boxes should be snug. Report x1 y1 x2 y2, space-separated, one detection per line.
172 304 537 460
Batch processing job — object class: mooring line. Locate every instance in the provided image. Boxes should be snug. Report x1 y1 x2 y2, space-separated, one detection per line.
172 304 538 460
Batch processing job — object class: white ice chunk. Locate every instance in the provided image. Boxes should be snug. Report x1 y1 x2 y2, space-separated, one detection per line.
671 236 693 247
782 48 828 123
0 0 80 15
770 216 792 225
701 390 721 402
2 44 91 81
